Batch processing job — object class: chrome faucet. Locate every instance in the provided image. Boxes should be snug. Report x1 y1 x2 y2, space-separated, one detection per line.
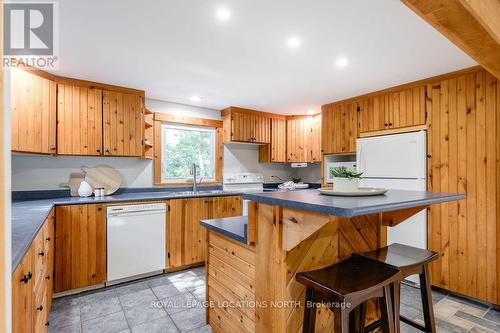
191 163 198 192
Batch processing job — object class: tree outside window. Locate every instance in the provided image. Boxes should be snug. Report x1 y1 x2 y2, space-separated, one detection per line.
161 123 216 183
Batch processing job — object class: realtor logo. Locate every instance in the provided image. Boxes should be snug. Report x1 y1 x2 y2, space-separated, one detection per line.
3 1 59 68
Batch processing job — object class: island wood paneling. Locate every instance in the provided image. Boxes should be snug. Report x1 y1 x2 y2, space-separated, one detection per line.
426 69 499 304
54 204 106 292
11 68 57 154
103 91 144 157
57 84 103 155
207 232 256 333
253 204 382 333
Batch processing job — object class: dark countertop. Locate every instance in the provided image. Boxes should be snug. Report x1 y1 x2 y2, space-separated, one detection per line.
200 216 248 244
243 189 465 217
12 189 242 272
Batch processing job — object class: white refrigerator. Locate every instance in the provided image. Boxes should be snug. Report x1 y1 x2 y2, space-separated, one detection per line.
356 131 427 282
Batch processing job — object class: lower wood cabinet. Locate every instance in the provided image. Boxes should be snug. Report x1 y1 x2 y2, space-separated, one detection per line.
167 196 242 269
54 204 106 293
12 209 55 333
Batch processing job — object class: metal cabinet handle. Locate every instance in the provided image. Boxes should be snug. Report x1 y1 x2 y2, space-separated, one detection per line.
38 251 45 257
45 275 51 280
45 237 50 242
36 305 43 311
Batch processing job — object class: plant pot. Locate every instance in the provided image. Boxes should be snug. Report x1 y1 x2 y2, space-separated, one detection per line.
332 177 359 192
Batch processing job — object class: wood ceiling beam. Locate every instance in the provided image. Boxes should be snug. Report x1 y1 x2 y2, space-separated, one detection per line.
402 0 500 79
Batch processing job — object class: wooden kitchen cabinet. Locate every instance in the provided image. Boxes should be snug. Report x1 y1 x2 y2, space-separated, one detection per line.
11 68 57 154
259 117 287 163
358 87 426 133
103 91 144 156
54 204 106 293
12 210 54 333
222 107 271 143
12 247 34 333
57 84 103 155
321 101 358 154
286 115 321 163
167 196 242 269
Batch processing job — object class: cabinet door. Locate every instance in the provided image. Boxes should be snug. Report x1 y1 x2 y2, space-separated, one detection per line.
271 118 286 162
167 198 211 268
57 84 103 155
11 69 56 154
54 205 106 292
211 196 242 218
253 114 270 143
287 117 308 162
230 111 253 142
12 247 33 333
310 114 321 163
103 91 144 156
321 102 358 154
387 87 426 129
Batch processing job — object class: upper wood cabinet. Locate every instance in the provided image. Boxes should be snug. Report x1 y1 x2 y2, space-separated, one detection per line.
54 204 106 293
259 117 287 163
103 91 144 156
167 196 242 269
286 115 321 163
358 87 426 133
321 102 358 154
11 69 57 154
222 107 270 144
57 84 103 155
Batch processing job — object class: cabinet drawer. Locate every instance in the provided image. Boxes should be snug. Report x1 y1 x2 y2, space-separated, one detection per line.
32 229 47 289
33 292 48 333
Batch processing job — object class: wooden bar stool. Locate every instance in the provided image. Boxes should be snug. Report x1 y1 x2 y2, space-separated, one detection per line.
353 243 439 333
296 256 402 333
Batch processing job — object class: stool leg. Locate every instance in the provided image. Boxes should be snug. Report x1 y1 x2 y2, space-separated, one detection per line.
391 282 401 333
358 302 366 333
334 307 350 333
303 288 317 333
349 303 366 333
380 286 395 333
419 265 436 333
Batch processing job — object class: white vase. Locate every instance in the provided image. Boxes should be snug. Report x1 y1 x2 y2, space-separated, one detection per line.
78 181 93 197
332 177 359 192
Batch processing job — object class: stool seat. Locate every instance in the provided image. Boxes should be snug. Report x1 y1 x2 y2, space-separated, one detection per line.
354 244 439 333
296 256 401 302
353 243 438 276
296 256 402 333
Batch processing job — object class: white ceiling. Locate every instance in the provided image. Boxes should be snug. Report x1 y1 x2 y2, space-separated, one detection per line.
52 0 476 114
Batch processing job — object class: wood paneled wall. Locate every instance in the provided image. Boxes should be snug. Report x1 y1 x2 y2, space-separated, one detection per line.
426 70 499 304
321 67 498 305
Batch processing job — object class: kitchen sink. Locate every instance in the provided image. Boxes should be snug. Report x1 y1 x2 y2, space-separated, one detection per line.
172 190 227 195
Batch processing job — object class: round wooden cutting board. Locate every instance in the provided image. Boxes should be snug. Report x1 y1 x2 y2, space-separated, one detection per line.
82 165 122 195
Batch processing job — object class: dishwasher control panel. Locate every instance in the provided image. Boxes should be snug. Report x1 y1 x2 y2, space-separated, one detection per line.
107 203 166 215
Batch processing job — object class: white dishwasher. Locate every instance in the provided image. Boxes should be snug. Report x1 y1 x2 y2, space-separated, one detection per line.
107 203 166 285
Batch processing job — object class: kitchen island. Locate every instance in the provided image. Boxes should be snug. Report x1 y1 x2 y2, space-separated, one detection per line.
201 189 464 333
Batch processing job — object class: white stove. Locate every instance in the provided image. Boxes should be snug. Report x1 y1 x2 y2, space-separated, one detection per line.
223 173 264 193
223 173 264 215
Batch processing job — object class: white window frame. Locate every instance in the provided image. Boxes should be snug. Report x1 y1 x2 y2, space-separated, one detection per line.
160 123 216 183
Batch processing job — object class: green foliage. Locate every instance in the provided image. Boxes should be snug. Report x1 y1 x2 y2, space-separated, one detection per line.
163 126 214 179
292 177 302 183
330 166 363 179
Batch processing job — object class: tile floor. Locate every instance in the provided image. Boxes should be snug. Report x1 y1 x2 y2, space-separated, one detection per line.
48 267 500 333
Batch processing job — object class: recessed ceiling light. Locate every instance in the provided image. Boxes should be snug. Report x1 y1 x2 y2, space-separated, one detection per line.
307 110 315 115
287 36 302 49
336 57 349 68
215 7 231 21
190 95 201 102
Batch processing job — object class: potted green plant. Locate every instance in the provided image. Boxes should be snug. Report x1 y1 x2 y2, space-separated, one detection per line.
330 167 363 191
292 177 302 184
